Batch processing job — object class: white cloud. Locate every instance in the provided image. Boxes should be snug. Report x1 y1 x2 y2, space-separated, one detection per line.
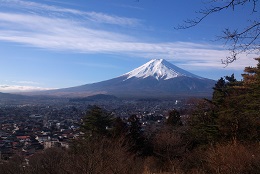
0 0 140 26
0 84 55 92
12 80 40 85
85 12 141 26
0 1 258 70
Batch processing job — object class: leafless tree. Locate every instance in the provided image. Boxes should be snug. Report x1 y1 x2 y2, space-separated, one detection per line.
176 0 259 65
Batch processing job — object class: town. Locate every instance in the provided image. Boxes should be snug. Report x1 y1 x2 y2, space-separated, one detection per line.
0 97 187 160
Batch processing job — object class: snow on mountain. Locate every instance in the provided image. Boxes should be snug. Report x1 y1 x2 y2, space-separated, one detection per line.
25 58 215 98
123 59 201 80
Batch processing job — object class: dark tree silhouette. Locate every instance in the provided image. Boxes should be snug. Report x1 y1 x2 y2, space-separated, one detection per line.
166 109 182 127
81 105 112 137
125 115 153 156
111 117 127 138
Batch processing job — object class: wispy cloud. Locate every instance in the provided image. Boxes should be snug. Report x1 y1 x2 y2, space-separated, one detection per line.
0 0 258 70
0 84 55 92
0 80 53 92
12 80 40 85
75 62 122 69
116 4 144 10
0 0 141 26
85 12 141 26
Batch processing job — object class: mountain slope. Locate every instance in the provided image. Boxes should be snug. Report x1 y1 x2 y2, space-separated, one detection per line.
32 59 216 98
123 59 201 80
0 92 29 100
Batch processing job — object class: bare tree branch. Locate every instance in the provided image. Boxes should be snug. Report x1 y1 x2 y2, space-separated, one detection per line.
176 0 259 65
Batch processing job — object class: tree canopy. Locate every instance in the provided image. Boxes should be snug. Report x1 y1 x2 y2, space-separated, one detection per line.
81 105 113 137
189 58 260 143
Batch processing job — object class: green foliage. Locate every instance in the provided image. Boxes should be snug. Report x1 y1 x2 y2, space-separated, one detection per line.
216 60 260 142
125 115 153 156
189 58 260 143
81 105 113 137
212 77 226 106
188 100 219 145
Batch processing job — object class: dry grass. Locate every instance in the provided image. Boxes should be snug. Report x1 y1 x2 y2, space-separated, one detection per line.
205 142 260 174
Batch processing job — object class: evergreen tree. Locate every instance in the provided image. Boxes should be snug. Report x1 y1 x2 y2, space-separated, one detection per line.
215 60 260 142
166 109 182 126
238 58 260 140
81 105 112 137
212 77 226 106
125 115 152 156
111 117 127 138
188 99 219 145
207 58 260 142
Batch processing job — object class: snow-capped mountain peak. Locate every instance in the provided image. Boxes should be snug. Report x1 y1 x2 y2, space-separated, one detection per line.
30 58 215 98
123 59 201 80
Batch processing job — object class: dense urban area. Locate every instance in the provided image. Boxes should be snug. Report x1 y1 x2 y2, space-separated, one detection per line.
0 97 185 160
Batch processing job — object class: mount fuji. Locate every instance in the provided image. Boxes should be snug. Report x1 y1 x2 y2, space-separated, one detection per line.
123 59 201 80
32 59 216 98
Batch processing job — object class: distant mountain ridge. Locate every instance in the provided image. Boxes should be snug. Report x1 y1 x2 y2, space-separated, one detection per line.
69 94 119 102
25 59 216 98
0 92 29 100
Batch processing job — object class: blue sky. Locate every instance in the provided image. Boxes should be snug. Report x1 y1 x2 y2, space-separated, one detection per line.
0 0 259 92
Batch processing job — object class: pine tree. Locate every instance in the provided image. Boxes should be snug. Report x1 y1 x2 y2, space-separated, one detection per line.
188 99 219 145
125 115 152 156
212 77 226 106
215 58 260 142
166 109 182 126
111 117 127 138
81 105 112 137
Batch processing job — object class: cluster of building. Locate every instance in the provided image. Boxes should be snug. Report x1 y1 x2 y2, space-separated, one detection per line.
0 104 84 160
0 98 186 160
